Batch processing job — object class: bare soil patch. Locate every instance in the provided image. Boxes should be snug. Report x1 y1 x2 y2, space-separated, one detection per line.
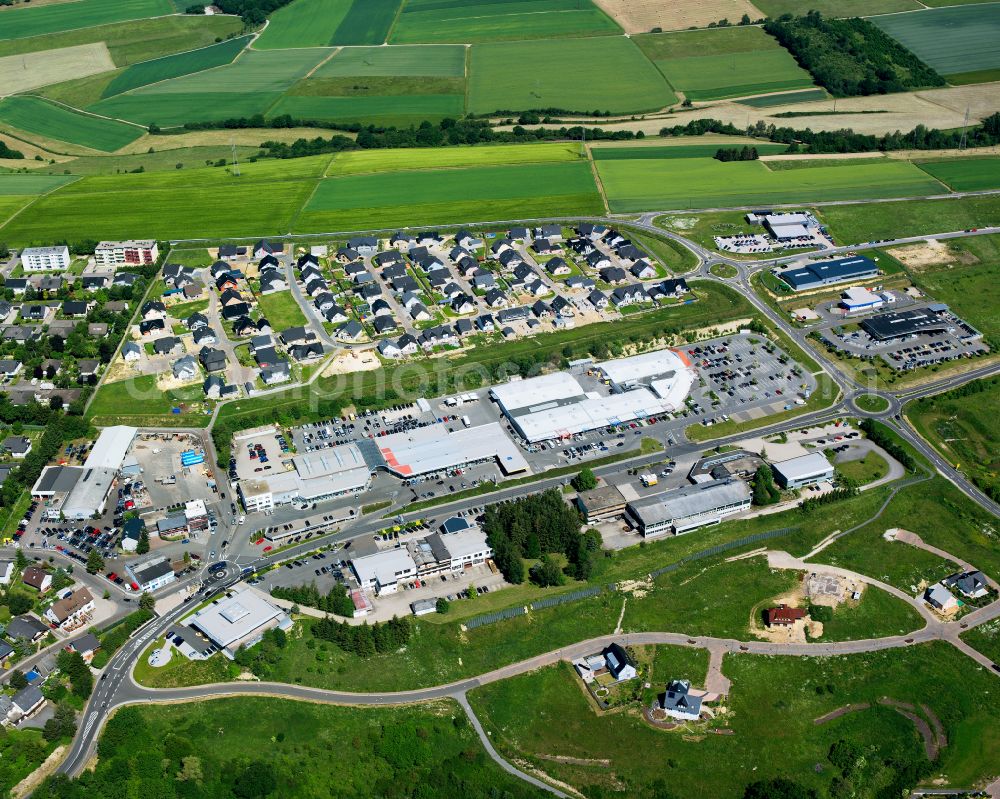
888 239 979 272
592 0 764 33
0 42 114 95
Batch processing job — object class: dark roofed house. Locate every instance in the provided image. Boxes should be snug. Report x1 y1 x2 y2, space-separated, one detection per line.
81 275 109 291
198 347 227 373
152 336 182 355
61 300 88 317
372 316 397 335
943 570 990 599
221 302 251 321
336 320 364 341
347 236 378 254
6 614 47 642
279 326 313 345
289 342 324 361
599 266 628 284
139 318 165 336
232 316 257 337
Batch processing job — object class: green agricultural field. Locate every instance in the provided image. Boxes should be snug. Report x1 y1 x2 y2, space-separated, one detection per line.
63 698 542 799
908 377 999 503
315 44 466 77
327 142 583 176
916 157 1000 192
268 94 464 125
597 156 946 212
468 37 675 115
0 157 331 244
818 194 1000 244
297 161 602 232
0 96 143 152
736 88 828 107
101 35 251 98
328 0 401 45
88 48 330 126
0 15 243 64
27 144 262 176
254 0 354 49
754 0 922 15
0 196 33 226
634 27 815 102
590 143 789 160
869 4 1000 82
390 0 620 44
0 173 77 194
471 642 1000 797
0 0 174 42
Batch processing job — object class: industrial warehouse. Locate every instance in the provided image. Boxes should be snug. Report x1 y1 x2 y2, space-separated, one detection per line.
489 349 696 443
777 255 880 291
625 479 752 537
860 304 983 343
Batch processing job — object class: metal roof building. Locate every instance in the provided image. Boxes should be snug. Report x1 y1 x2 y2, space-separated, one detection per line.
84 425 138 471
772 453 835 489
188 588 290 657
61 467 117 519
626 479 751 537
778 256 879 291
31 465 82 497
350 548 418 595
860 306 952 341
377 422 528 477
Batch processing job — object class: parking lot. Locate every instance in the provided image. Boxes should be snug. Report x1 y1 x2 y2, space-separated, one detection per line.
825 319 988 373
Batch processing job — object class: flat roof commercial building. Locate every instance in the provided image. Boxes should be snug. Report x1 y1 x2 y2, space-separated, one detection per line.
575 485 628 524
376 422 528 478
350 549 418 595
860 305 979 342
61 467 116 520
626 479 751 537
778 256 879 291
85 425 138 471
491 351 695 443
763 213 812 241
188 588 290 659
839 286 884 314
771 453 834 489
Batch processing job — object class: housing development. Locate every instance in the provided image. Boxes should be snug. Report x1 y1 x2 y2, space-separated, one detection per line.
0 0 998 796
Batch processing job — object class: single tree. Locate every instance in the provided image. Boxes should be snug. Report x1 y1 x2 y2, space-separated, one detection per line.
86 549 104 574
136 529 150 555
9 669 27 690
138 592 156 612
571 467 598 492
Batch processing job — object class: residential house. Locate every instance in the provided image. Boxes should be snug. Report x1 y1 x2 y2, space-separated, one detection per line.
659 680 702 720
296 253 319 270
280 326 314 346
545 257 571 277
375 250 403 267
599 266 628 284
484 289 509 309
0 561 13 585
139 318 165 336
925 583 959 612
409 302 432 322
186 312 209 331
232 317 258 337
630 260 657 280
578 223 608 241
4 279 27 294
551 295 574 317
324 305 349 324
44 587 94 630
259 272 287 293
335 246 359 264
152 336 182 356
88 323 109 339
531 300 550 318
531 238 559 255
141 300 167 321
451 294 476 314
261 361 291 385
588 289 609 309
304 277 329 297
490 238 513 256
476 314 495 332
0 360 23 379
377 339 403 359
218 245 242 261
381 263 407 282
204 374 225 399
454 230 481 249
536 223 562 241
415 231 442 246
172 355 198 381
314 292 336 313
1 436 31 458
209 261 233 280
289 342 324 362
523 280 548 297
456 256 479 277
199 347 227 373
611 284 650 307
81 275 109 292
22 566 52 593
454 317 473 337
253 239 280 259
497 249 523 270
390 231 415 249
253 346 281 368
472 271 496 291
371 298 393 318
357 283 382 301
512 263 538 288
220 288 245 308
565 274 596 291
5 615 47 642
221 302 250 321
392 275 419 295
336 320 364 342
11 685 45 719
420 325 456 349
346 236 378 255
258 254 280 271
121 342 141 362
68 633 101 663
61 300 88 317
193 327 217 346
497 306 530 324
508 226 529 241
113 272 141 288
615 243 647 265
372 316 397 336
943 571 990 599
763 605 807 627
215 272 238 292
660 278 690 297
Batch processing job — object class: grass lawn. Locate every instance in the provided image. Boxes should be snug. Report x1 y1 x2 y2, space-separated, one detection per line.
907 376 999 503
468 36 675 115
326 142 584 176
80 696 542 799
710 263 739 278
855 393 890 413
836 451 890 486
598 157 945 213
816 195 1000 245
810 477 999 593
869 4 1000 80
634 26 815 101
470 640 998 797
297 161 604 232
0 96 144 152
390 0 620 44
87 373 208 427
256 289 308 330
629 231 699 274
961 622 1000 665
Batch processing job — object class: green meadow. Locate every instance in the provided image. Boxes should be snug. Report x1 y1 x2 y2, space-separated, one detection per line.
326 142 584 175
916 157 1000 192
597 156 947 212
468 36 675 115
254 0 354 49
390 0 620 44
297 161 603 231
635 26 815 101
591 143 789 160
268 94 464 126
817 194 1000 243
315 44 466 77
0 0 174 41
0 96 143 152
101 35 251 98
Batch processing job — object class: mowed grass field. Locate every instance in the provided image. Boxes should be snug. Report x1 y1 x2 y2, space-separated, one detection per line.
916 157 1000 191
869 3 1000 83
100 35 251 98
297 161 603 231
272 45 467 126
88 48 330 126
390 0 620 44
468 37 675 114
0 156 331 243
634 27 815 101
326 142 584 175
0 96 143 152
817 195 1000 243
597 155 947 212
0 0 174 41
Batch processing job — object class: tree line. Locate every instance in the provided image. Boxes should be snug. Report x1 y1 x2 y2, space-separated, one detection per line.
484 489 603 585
764 12 944 97
311 615 411 658
661 113 1000 155
859 419 917 472
272 582 354 617
715 146 759 162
